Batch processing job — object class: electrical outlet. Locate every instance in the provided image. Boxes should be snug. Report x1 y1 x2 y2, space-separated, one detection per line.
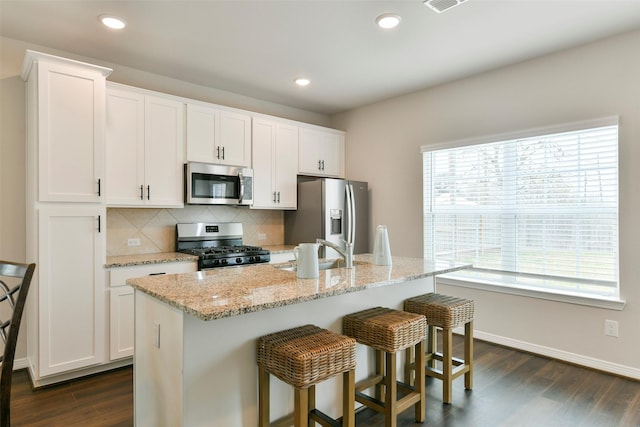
127 238 141 247
604 320 619 337
258 233 267 240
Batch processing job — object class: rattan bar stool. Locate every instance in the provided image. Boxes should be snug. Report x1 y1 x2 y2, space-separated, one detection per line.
257 324 356 427
404 293 475 404
343 307 426 427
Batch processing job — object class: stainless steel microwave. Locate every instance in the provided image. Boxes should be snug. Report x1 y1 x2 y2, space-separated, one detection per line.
185 162 253 206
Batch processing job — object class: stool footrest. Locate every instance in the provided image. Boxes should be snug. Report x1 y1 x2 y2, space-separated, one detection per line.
428 351 465 367
355 382 422 414
426 363 471 380
310 409 342 427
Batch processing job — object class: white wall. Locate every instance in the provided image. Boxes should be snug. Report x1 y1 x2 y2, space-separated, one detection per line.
332 30 640 377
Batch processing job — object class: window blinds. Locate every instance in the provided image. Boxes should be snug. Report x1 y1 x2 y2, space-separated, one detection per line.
423 123 618 286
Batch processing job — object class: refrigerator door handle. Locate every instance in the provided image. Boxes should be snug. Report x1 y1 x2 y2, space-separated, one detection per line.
345 183 356 245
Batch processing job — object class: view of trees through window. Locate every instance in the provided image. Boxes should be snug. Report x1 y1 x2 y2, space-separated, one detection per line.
423 123 618 295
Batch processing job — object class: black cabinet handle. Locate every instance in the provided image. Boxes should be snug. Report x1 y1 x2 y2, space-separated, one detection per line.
98 215 101 233
216 146 220 159
140 185 144 200
148 272 166 276
222 146 225 160
97 179 101 196
147 185 150 200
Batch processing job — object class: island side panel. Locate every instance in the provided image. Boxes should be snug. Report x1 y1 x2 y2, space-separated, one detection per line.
181 276 434 427
134 291 185 427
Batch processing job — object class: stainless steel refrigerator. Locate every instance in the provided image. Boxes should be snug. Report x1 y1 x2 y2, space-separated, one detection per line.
284 179 369 258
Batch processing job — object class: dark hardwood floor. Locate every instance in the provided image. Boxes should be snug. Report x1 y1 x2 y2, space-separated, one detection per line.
8 337 640 426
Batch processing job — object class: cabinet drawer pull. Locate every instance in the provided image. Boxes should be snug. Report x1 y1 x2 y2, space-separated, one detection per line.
148 272 166 276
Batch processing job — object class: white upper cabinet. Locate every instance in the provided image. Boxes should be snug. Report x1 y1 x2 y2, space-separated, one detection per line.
252 118 298 209
21 50 111 203
298 127 345 178
186 103 251 167
106 84 184 207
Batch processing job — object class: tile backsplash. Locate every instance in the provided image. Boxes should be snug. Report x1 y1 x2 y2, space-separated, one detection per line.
107 206 284 256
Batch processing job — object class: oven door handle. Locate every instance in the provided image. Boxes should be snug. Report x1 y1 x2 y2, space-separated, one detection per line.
238 171 245 204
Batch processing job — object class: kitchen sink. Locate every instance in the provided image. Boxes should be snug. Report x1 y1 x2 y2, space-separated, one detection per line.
273 259 366 272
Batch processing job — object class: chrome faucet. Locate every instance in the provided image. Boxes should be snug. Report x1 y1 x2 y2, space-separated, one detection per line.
316 239 354 268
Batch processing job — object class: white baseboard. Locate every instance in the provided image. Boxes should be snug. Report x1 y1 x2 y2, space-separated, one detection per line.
466 328 640 380
12 357 29 371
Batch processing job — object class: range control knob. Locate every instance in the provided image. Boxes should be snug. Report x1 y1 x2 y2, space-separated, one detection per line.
236 257 243 264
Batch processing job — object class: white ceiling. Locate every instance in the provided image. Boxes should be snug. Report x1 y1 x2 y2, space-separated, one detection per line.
2 0 640 115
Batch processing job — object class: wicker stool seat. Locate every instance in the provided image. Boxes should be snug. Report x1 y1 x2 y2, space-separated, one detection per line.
257 324 356 427
404 293 475 404
343 307 426 426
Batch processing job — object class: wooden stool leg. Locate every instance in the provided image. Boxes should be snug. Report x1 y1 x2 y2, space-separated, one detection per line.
376 349 385 402
442 327 453 404
414 340 426 422
404 346 414 386
294 387 309 427
384 351 397 427
465 320 474 390
308 384 316 419
343 369 355 427
258 366 270 427
427 325 437 369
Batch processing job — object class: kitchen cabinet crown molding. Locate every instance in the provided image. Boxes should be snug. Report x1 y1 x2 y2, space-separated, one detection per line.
21 50 112 81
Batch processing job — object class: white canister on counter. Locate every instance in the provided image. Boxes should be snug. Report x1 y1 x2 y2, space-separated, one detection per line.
293 243 320 278
372 225 392 266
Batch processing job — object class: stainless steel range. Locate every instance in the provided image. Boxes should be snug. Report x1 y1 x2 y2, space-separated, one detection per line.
176 222 270 270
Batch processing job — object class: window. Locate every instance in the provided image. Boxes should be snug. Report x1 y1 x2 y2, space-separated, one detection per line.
422 118 619 300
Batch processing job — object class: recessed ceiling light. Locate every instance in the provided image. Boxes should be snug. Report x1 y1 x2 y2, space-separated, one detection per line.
99 14 127 30
376 13 401 29
294 78 311 87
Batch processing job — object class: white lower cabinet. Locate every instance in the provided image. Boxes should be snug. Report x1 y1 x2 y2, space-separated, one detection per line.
34 205 106 377
108 262 196 360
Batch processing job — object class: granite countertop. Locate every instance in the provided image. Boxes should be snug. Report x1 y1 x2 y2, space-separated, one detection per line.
127 254 470 321
105 252 198 268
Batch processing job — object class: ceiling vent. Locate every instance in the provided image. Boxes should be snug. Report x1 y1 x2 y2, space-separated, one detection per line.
423 0 468 14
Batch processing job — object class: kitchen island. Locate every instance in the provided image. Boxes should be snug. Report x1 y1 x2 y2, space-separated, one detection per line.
128 254 469 427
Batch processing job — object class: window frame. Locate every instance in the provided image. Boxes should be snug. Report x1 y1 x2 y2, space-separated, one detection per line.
421 117 625 309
